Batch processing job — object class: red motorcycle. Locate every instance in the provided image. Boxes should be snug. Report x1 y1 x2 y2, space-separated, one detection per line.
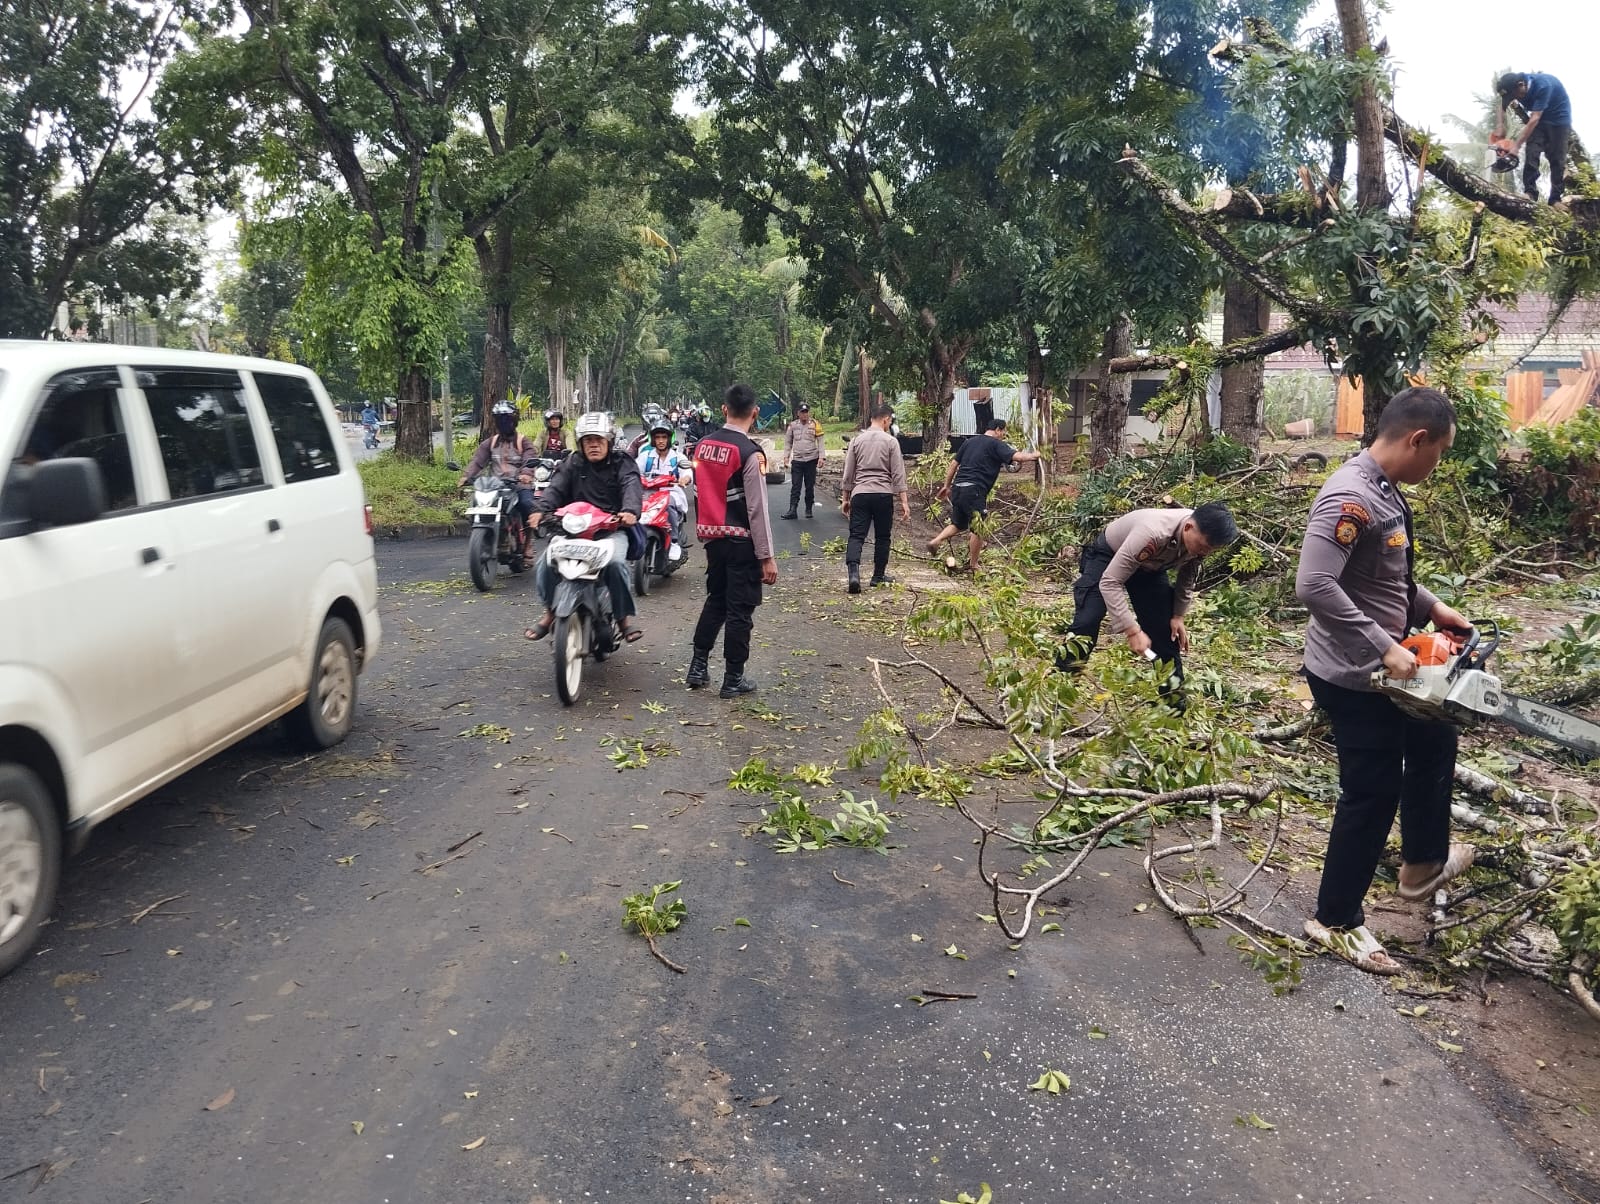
544 502 628 705
633 472 689 595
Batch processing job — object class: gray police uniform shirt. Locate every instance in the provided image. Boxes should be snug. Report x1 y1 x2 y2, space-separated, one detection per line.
1295 450 1439 690
1098 508 1204 636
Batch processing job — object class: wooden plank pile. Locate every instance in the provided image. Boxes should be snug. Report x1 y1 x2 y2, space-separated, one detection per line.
1505 370 1544 428
1525 350 1600 428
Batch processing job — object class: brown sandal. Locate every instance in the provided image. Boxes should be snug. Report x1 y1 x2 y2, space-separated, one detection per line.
525 617 554 641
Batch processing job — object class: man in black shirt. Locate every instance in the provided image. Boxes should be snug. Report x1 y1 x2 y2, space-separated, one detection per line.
927 418 1041 570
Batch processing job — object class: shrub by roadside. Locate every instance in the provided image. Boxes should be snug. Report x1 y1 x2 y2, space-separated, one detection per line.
359 453 461 528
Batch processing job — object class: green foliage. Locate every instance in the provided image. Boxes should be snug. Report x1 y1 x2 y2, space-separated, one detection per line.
755 790 891 854
1534 612 1600 676
1551 861 1600 965
358 455 461 528
0 0 233 336
1229 934 1303 996
621 881 687 938
1440 372 1510 485
1511 410 1600 549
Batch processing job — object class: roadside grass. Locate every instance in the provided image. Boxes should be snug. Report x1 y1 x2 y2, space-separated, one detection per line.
360 453 461 528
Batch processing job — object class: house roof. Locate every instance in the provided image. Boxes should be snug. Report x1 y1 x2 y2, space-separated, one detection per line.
1197 296 1600 374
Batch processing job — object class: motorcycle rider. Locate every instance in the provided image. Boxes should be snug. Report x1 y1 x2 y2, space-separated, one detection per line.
525 412 644 643
541 409 570 458
458 400 540 535
636 422 690 562
360 402 380 449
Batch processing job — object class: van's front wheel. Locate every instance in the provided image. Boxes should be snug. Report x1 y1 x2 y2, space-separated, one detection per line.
288 617 358 749
0 764 60 980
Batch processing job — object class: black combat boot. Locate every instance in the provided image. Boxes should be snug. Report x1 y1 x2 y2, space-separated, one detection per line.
847 563 861 594
869 574 895 588
685 651 711 689
780 509 797 520
805 505 813 518
719 666 758 698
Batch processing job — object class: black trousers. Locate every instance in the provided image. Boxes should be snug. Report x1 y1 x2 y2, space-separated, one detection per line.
693 538 763 671
1059 541 1182 679
788 458 819 511
1306 671 1456 930
846 492 894 577
1524 121 1571 203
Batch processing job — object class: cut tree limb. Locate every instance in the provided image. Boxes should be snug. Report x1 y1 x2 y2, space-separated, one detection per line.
1454 763 1555 816
1107 325 1309 376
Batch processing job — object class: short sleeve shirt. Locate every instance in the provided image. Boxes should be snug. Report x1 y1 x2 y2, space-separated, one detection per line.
1524 73 1572 125
952 435 1016 494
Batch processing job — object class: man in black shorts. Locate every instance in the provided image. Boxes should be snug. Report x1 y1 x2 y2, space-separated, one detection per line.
927 418 1041 569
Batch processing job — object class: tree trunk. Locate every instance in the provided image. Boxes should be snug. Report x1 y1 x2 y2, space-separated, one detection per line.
832 337 853 421
1090 314 1133 468
544 331 574 413
857 349 872 428
1023 319 1051 484
921 345 957 455
477 227 514 438
1335 0 1396 441
394 365 433 461
1219 278 1271 449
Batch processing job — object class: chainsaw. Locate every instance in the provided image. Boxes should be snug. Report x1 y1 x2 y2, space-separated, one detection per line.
1488 136 1521 174
1372 619 1600 758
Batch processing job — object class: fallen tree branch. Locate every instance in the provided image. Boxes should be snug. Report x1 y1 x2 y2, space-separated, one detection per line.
1107 324 1309 375
1571 953 1600 1023
958 779 1275 941
646 934 687 974
1455 763 1556 816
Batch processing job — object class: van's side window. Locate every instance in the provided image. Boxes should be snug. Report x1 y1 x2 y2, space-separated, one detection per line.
139 369 264 500
10 369 139 512
254 373 339 483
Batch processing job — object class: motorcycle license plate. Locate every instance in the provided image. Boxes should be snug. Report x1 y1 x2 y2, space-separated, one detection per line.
555 541 604 562
466 507 501 517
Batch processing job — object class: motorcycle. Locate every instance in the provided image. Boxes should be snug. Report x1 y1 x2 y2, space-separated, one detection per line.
458 469 533 592
543 502 626 706
362 422 379 450
634 471 689 595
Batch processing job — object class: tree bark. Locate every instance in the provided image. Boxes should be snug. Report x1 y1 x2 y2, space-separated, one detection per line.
1090 314 1133 468
544 331 574 413
1022 318 1051 483
1219 278 1271 448
857 348 872 429
477 225 515 437
921 341 958 455
1335 0 1395 442
394 365 433 461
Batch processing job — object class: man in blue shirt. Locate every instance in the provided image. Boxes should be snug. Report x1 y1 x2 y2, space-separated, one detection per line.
1496 72 1573 204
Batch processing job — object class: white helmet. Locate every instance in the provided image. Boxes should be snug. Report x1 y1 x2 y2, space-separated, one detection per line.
574 411 614 446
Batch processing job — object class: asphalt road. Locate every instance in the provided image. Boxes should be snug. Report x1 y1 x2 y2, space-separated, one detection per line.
0 481 1563 1203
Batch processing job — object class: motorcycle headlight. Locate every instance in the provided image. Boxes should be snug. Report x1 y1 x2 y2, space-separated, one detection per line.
561 512 587 534
534 466 550 483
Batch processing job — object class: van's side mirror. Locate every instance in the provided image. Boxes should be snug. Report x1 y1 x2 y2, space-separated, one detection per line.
444 461 460 472
27 458 107 527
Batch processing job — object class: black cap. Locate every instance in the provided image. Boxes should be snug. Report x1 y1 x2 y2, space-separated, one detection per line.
798 403 810 412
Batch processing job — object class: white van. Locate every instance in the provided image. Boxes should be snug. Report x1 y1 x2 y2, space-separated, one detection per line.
0 343 381 976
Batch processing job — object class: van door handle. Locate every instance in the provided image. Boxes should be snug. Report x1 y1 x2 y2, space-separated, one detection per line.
267 519 282 533
140 547 160 565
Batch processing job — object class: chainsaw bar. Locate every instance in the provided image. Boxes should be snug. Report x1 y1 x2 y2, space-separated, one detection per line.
1498 693 1600 760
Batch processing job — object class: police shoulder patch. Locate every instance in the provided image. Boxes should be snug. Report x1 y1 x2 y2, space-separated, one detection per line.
1340 501 1372 523
1334 516 1361 546
1135 538 1159 563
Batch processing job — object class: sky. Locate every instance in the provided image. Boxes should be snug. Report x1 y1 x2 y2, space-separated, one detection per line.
1303 0 1597 139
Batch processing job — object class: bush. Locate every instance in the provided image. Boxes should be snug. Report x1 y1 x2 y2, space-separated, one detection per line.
1507 409 1600 549
359 453 461 528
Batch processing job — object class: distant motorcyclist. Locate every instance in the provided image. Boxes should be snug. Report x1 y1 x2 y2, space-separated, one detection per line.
636 423 691 561
541 409 570 458
360 402 380 449
526 412 644 643
459 400 539 532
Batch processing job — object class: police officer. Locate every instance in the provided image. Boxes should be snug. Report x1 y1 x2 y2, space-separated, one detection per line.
1296 386 1476 975
686 384 779 698
779 403 825 519
1056 501 1238 687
